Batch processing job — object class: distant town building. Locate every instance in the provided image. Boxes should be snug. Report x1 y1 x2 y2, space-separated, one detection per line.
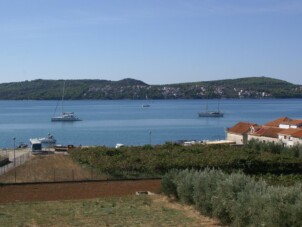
226 122 258 145
226 117 302 147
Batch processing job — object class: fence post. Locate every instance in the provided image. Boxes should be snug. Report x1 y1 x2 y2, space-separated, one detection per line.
15 169 17 183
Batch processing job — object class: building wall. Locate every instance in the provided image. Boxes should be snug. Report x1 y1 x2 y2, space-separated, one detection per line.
278 134 291 146
226 133 244 145
279 124 290 129
279 124 298 129
292 137 302 146
248 135 280 144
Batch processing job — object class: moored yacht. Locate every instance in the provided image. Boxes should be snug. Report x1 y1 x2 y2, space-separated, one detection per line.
198 111 224 117
51 81 82 122
51 112 81 122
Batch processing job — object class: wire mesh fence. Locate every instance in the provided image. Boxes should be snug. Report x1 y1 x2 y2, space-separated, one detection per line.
0 152 31 176
0 167 108 184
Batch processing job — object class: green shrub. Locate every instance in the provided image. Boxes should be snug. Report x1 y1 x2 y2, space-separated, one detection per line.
160 169 179 198
175 169 196 204
192 169 225 216
162 169 302 226
211 172 250 224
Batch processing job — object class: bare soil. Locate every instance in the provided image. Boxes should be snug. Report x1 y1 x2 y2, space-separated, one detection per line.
0 179 161 203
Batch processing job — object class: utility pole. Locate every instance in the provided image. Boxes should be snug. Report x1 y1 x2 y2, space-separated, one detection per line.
13 137 16 167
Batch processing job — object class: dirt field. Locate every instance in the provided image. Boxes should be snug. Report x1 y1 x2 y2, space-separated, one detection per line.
0 179 161 203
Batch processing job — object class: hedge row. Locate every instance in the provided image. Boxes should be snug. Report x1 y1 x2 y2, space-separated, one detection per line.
161 169 302 226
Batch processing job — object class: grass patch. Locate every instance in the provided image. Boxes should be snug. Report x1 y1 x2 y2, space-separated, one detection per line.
0 195 203 226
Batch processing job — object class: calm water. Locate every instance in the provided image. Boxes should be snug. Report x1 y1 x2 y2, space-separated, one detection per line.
0 99 301 148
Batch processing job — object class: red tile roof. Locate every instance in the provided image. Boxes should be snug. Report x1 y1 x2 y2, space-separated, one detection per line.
227 122 257 135
279 128 302 136
292 130 302 138
288 119 302 126
251 127 284 138
264 117 292 127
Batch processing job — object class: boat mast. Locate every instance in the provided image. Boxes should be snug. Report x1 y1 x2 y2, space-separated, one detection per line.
205 100 208 112
61 81 65 113
205 85 209 112
218 101 220 112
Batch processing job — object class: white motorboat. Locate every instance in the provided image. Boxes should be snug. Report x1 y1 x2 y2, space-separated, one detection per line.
115 143 124 148
37 133 56 143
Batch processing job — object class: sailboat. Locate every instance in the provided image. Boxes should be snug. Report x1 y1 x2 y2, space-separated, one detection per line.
198 100 224 117
142 94 151 108
51 81 82 122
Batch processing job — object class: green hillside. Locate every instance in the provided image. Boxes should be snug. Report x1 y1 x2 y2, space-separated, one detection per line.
0 77 300 100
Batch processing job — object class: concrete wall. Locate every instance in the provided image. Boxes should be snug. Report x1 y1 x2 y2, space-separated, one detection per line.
226 133 244 145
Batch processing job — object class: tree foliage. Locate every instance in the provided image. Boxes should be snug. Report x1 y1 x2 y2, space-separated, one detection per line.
161 169 302 226
69 142 302 179
0 77 301 99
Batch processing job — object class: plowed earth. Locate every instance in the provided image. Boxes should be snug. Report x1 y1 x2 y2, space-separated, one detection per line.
0 179 161 203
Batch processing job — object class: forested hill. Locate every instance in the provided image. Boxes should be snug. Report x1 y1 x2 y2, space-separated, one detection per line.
0 77 301 100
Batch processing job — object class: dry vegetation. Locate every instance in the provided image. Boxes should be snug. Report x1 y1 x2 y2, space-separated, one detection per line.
0 195 223 227
0 154 107 183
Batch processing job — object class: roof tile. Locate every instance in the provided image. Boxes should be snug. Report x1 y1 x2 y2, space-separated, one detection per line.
228 122 257 135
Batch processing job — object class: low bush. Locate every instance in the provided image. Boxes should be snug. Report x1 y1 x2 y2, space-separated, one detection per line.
162 169 302 226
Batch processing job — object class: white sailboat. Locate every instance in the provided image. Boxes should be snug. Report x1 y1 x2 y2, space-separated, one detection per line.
51 81 82 122
142 95 151 108
198 100 224 117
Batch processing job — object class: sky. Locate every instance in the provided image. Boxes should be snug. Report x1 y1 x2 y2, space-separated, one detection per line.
0 0 301 85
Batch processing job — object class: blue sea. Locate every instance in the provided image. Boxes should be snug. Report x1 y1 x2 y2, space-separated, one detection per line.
0 99 301 148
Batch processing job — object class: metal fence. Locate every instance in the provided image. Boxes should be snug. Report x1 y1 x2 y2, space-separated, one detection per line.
0 152 31 176
0 167 108 184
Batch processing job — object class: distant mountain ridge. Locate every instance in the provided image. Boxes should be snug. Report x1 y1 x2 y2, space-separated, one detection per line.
0 77 301 100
